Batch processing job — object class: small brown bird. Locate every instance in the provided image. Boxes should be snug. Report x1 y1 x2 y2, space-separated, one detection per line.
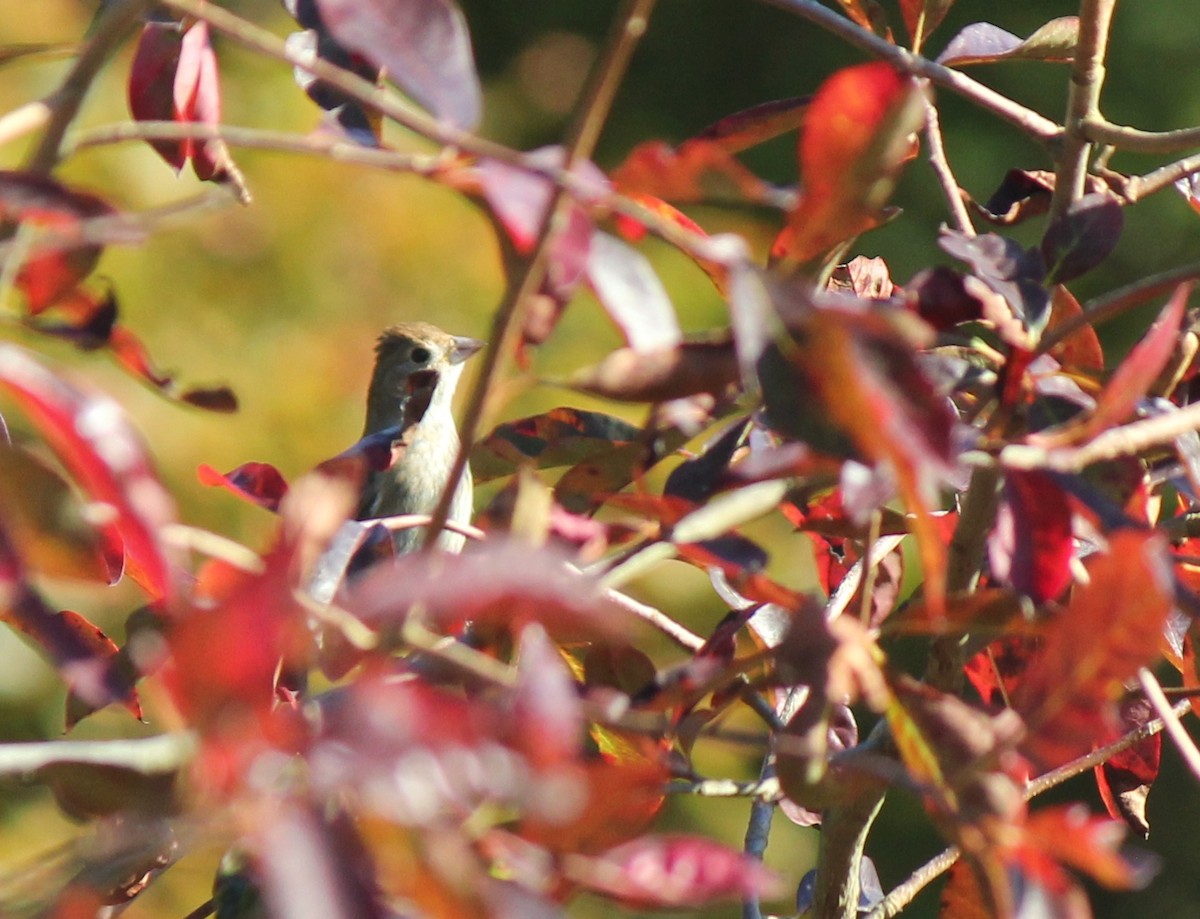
357 322 484 554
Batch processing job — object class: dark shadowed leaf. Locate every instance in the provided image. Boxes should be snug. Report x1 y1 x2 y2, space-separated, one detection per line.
472 407 642 482
1042 192 1124 285
0 445 121 583
939 228 1050 338
315 0 482 129
988 469 1074 604
692 95 811 155
0 345 176 599
37 761 178 821
1095 697 1159 838
1013 530 1173 770
972 168 1055 225
566 835 783 908
128 22 186 168
568 338 739 403
773 62 924 267
585 232 681 352
937 17 1079 67
198 462 290 512
905 266 987 330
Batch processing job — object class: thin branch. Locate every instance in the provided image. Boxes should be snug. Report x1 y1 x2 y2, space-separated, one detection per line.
603 587 705 651
1138 668 1200 784
742 754 778 919
1002 400 1200 472
1121 152 1200 202
424 0 660 548
1049 0 1117 220
0 732 195 777
864 846 960 919
1038 264 1200 354
1084 117 1200 155
25 0 150 174
761 0 1061 144
0 100 54 150
923 98 975 237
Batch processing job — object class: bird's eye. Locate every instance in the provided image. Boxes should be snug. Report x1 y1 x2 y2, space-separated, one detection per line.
411 346 432 364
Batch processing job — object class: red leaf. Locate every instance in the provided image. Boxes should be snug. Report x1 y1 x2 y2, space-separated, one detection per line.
176 22 230 181
568 835 782 908
109 326 238 412
1013 530 1173 769
611 139 779 205
199 462 290 512
0 345 176 600
1069 283 1188 442
128 22 187 169
0 171 116 310
774 62 924 266
1023 804 1155 890
568 340 739 403
347 539 637 642
513 624 583 769
1095 697 1159 838
585 231 681 352
899 0 956 50
315 0 482 129
989 470 1074 603
1046 284 1105 373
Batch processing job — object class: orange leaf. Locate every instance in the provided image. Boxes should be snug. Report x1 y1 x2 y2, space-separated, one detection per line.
774 62 924 267
1013 530 1173 770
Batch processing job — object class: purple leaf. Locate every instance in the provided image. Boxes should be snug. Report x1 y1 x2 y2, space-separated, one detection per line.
315 0 482 129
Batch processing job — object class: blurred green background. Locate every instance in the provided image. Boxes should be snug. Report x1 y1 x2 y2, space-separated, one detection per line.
0 1 1199 916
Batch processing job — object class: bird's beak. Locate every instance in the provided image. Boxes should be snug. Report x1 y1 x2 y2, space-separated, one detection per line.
450 336 485 365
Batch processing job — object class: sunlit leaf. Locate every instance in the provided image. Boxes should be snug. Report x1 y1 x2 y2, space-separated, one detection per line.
198 461 290 512
1013 530 1173 769
568 338 739 403
612 139 781 206
773 62 924 267
1024 805 1156 890
315 0 482 129
585 232 681 352
1094 697 1159 838
472 407 642 482
937 17 1079 67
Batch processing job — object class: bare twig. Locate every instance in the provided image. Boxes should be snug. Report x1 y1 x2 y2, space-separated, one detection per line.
669 775 783 800
1084 117 1200 155
742 754 778 919
0 732 195 776
1002 400 1200 472
25 0 150 174
1038 265 1200 354
1049 0 1117 220
761 0 1061 143
923 98 975 237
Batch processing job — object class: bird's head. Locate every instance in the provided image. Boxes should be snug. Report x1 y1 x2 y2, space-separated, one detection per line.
364 322 484 434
